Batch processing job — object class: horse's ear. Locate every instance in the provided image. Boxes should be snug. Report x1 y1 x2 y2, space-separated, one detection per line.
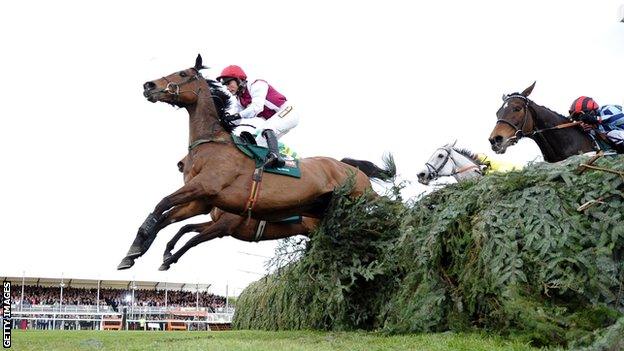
521 81 536 97
501 94 508 101
194 54 208 70
194 54 209 71
451 139 457 147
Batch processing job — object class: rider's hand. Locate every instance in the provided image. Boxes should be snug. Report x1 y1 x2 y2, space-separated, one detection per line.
579 122 595 132
580 113 598 125
223 113 241 123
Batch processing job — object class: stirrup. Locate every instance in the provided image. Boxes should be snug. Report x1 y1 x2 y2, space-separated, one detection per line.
264 153 285 168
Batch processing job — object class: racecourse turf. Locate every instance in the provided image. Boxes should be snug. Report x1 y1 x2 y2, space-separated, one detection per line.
9 330 543 351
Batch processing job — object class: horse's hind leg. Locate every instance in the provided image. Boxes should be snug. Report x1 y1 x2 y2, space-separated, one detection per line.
163 222 214 262
159 215 244 271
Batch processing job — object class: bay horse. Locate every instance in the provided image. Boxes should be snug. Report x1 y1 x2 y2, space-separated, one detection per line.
118 54 395 270
158 154 395 271
417 141 484 185
488 82 596 163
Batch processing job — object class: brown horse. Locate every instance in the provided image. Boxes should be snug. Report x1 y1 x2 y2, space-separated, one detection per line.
118 54 395 270
159 154 394 271
488 82 596 163
158 153 395 270
158 156 314 271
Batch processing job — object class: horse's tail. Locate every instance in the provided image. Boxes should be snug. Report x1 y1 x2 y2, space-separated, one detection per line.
340 153 396 182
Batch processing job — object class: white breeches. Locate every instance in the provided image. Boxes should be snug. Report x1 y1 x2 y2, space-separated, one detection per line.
607 129 624 145
233 105 299 147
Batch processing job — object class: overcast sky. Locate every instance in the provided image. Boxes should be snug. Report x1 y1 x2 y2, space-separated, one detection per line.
1 0 623 297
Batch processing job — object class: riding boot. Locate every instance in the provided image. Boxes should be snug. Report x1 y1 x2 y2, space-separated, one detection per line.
262 129 285 168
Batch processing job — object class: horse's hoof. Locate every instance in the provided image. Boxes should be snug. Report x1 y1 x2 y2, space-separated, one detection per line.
158 264 170 271
126 244 144 259
117 257 135 270
126 252 142 260
126 251 142 259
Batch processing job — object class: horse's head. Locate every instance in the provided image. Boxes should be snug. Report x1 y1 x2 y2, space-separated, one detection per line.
417 141 457 185
143 54 209 107
488 82 537 154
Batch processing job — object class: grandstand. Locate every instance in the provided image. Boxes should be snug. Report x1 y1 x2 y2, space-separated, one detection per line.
1 276 233 331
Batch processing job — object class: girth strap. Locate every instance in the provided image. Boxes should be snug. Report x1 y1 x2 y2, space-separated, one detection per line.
244 166 264 219
254 220 267 241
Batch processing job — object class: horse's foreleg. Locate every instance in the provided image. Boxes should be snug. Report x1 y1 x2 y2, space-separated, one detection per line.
117 200 212 271
159 200 211 229
163 221 214 262
152 182 208 219
141 200 212 256
159 215 244 271
118 183 211 270
136 183 207 248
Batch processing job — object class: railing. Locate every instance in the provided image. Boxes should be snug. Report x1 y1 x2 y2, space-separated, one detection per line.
7 304 234 327
15 304 114 313
12 304 232 315
2 316 232 331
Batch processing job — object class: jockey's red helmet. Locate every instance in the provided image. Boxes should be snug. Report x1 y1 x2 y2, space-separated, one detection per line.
569 96 599 115
217 65 247 82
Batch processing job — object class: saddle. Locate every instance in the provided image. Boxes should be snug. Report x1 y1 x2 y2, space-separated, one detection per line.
232 133 301 178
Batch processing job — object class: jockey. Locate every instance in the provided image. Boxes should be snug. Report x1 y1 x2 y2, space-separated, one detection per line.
217 65 299 168
569 96 624 152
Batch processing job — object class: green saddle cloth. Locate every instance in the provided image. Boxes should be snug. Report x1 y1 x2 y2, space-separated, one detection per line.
271 216 302 224
232 135 301 178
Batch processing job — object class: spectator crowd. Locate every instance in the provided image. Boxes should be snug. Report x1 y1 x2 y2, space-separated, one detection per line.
11 285 226 311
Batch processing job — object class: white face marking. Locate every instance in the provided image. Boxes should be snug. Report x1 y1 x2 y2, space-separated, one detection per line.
502 101 509 109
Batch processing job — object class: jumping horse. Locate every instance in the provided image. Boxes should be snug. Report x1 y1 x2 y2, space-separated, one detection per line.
157 153 394 270
488 82 596 163
118 54 395 270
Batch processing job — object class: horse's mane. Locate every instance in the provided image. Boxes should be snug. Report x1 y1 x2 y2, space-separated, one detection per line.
508 93 569 122
531 101 569 121
206 79 231 119
451 146 485 166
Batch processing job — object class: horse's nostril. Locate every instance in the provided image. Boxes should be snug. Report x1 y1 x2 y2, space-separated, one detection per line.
495 135 503 143
489 138 496 146
417 172 425 178
144 81 156 90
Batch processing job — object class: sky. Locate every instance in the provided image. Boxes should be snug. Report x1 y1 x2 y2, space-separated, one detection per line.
1 0 623 297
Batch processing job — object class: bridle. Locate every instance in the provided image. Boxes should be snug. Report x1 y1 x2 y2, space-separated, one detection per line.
424 147 482 180
495 94 582 144
496 94 533 143
156 68 203 103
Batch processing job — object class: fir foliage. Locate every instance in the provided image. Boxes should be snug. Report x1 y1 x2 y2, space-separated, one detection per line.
234 155 624 349
234 175 405 330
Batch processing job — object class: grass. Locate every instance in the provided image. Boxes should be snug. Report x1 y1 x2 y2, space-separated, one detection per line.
9 330 545 351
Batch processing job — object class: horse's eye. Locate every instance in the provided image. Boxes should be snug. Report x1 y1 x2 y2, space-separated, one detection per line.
437 154 444 158
179 71 188 77
513 106 522 112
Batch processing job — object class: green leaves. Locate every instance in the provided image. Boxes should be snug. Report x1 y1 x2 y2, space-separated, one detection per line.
386 155 624 346
234 154 624 348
